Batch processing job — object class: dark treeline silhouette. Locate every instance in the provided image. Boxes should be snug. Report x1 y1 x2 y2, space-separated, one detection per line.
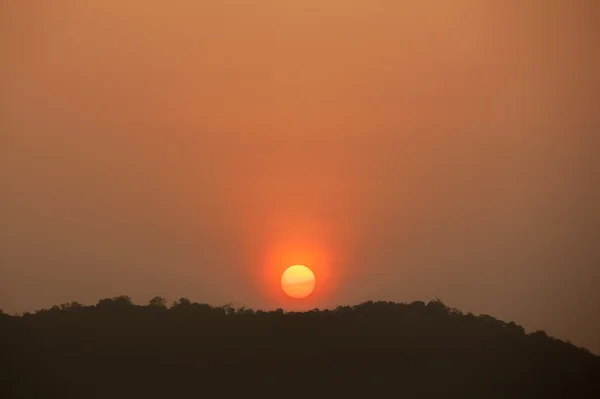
2 296 599 398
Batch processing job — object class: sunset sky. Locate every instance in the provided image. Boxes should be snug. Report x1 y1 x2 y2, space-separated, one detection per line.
1 1 599 352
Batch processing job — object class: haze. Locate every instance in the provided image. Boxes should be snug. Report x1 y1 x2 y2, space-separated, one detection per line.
1 1 598 352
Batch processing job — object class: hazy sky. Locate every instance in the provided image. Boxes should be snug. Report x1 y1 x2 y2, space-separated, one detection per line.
1 1 599 352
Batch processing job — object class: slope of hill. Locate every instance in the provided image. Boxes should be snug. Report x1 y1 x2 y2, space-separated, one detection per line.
2 297 599 398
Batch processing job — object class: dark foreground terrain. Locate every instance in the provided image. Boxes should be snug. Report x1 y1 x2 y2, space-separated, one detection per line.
2 297 599 398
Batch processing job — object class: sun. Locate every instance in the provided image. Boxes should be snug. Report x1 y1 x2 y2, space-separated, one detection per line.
281 265 316 299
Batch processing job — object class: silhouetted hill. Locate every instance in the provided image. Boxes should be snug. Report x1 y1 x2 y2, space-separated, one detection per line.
2 297 599 398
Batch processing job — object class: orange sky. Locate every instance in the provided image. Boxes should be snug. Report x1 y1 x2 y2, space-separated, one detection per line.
1 1 599 352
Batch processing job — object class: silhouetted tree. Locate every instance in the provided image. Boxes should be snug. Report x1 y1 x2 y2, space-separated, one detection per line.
59 302 84 311
148 296 167 309
97 295 133 309
171 297 192 309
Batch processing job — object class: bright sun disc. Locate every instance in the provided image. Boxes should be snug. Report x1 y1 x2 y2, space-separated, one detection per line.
281 265 315 299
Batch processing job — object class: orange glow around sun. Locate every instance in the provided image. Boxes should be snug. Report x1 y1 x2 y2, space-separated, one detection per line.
281 265 315 299
258 237 336 307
